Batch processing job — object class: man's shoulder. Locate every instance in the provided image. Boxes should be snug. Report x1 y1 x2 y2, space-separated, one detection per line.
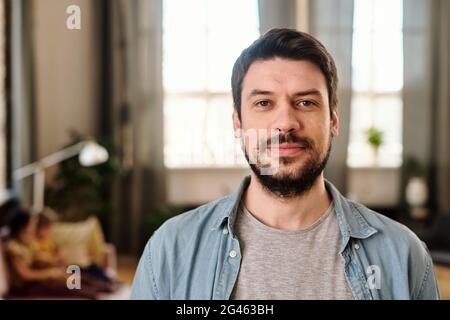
349 200 429 255
149 194 233 244
350 200 440 298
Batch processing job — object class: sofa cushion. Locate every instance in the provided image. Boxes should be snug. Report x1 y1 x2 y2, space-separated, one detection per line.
50 216 106 268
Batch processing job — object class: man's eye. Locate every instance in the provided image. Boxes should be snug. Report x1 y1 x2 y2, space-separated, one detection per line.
298 100 315 108
256 100 270 107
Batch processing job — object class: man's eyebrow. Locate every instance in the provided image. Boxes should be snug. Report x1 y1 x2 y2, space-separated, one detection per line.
247 89 274 98
247 88 324 99
292 89 323 98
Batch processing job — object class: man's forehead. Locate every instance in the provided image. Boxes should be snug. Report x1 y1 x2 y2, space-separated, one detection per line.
242 58 328 96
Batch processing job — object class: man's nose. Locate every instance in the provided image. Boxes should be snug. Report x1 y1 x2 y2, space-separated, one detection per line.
272 101 301 134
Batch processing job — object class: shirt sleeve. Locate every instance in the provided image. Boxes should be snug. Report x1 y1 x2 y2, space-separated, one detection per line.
414 242 440 300
130 239 159 300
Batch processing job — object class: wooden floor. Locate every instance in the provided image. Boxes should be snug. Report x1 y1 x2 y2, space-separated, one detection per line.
435 265 450 299
117 256 139 285
117 256 450 299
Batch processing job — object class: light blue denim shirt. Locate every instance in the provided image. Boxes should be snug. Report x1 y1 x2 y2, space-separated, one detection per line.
131 176 440 300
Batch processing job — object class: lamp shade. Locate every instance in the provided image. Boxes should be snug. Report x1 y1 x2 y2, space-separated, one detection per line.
78 141 109 167
405 177 428 207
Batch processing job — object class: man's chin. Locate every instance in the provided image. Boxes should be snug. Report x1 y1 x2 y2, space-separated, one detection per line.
274 155 309 171
255 161 306 179
268 168 303 181
250 167 320 198
278 155 304 166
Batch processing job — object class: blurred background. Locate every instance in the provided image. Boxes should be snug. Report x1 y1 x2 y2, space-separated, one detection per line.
0 0 449 299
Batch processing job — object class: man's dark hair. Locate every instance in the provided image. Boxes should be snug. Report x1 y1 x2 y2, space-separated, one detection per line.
231 28 338 119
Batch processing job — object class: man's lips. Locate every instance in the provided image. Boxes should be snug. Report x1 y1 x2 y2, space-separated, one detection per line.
267 143 306 156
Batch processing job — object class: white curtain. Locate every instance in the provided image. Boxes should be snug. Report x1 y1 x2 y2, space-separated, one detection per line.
109 0 165 253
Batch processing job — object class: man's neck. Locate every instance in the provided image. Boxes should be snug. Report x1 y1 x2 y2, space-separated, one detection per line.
243 172 332 231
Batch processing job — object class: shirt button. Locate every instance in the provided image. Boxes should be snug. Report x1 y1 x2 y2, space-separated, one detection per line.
229 250 237 258
223 228 229 235
354 243 360 250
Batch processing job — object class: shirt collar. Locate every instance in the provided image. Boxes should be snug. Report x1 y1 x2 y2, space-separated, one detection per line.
213 176 378 251
212 175 251 237
324 179 378 252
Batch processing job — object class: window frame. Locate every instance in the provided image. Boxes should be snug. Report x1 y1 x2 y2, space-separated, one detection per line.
162 0 259 169
347 0 404 169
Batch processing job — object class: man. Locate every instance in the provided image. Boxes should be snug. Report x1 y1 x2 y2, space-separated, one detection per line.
131 28 440 300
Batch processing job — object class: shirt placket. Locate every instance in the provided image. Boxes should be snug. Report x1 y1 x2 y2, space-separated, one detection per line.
213 227 241 300
342 244 374 300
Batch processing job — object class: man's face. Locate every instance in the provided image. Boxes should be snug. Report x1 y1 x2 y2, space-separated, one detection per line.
233 57 339 197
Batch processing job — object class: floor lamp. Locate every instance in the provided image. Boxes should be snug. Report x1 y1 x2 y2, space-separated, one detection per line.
13 140 109 214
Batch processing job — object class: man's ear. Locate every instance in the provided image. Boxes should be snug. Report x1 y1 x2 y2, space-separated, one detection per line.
331 108 339 138
232 110 242 137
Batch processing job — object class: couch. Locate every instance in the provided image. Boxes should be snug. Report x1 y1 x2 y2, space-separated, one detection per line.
0 217 130 300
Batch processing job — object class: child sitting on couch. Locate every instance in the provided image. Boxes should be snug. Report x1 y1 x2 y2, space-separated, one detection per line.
4 209 113 299
34 208 114 284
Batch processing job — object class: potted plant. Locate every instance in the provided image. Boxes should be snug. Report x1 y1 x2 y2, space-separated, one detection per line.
365 126 383 166
45 131 120 226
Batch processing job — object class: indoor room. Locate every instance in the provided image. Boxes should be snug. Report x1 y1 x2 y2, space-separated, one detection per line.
0 0 449 300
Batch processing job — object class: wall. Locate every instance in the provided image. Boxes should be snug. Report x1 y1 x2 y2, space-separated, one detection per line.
347 168 401 207
32 0 101 159
167 168 250 205
167 167 401 208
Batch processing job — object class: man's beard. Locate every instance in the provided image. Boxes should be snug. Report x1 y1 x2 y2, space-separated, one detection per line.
244 132 332 198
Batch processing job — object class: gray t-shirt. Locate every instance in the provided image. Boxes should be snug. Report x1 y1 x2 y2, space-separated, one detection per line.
230 201 354 300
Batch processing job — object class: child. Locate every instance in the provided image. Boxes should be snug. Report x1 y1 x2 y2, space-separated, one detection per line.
4 209 111 299
34 208 117 286
32 208 64 268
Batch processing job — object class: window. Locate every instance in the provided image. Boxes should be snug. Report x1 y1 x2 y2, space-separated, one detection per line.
163 0 259 168
347 0 403 168
0 0 7 190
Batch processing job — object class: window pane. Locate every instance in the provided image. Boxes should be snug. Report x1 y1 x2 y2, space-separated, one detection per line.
164 96 208 167
373 31 403 92
163 0 259 167
164 95 246 167
163 0 259 94
203 96 246 166
349 95 374 146
163 0 207 92
352 0 403 93
206 0 259 92
373 0 403 31
372 96 403 147
351 30 372 92
349 0 403 168
353 0 403 32
353 0 373 33
348 94 403 168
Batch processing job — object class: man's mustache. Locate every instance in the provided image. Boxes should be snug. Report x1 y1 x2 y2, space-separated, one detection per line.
261 132 314 151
